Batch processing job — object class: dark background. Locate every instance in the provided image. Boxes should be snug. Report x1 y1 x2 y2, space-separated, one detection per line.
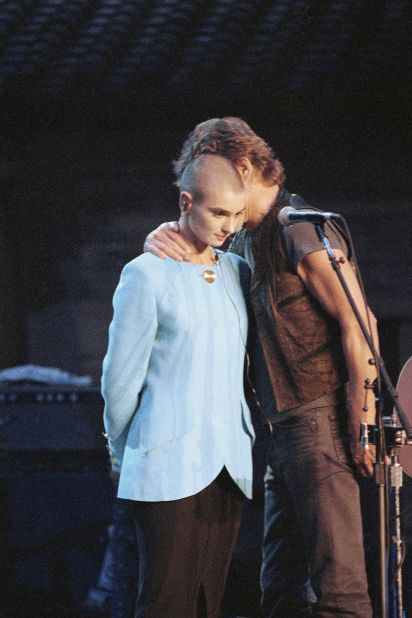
0 1 411 616
0 0 411 378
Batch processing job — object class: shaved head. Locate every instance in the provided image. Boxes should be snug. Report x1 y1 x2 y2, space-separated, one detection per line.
179 155 243 204
177 154 246 250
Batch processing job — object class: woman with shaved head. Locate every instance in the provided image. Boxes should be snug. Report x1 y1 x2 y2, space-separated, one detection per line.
101 154 254 617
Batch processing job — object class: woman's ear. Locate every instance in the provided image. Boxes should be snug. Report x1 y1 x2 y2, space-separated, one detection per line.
180 191 192 213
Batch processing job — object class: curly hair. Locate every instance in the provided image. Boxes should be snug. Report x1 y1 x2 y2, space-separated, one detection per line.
173 117 285 188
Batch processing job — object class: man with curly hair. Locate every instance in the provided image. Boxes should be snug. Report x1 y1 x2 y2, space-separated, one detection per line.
144 117 377 617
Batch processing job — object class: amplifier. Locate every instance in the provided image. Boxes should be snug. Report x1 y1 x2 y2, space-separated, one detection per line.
0 384 106 452
0 385 115 615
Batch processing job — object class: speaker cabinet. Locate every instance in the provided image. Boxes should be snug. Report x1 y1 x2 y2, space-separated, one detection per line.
0 386 114 617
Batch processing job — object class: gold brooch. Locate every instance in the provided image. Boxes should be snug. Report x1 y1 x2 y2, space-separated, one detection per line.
203 269 216 284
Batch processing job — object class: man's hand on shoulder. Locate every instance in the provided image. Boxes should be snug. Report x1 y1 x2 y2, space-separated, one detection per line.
143 222 193 261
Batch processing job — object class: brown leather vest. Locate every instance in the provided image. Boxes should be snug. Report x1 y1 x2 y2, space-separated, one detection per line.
232 190 348 412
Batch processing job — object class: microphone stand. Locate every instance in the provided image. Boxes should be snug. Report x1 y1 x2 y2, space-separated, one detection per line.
314 221 412 618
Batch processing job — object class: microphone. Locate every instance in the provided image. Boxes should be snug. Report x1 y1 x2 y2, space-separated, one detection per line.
278 206 341 226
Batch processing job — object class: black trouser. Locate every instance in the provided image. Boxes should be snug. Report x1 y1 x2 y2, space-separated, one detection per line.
131 468 244 618
261 403 373 618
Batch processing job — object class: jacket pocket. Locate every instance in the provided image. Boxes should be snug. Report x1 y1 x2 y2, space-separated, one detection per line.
277 290 306 308
295 342 330 364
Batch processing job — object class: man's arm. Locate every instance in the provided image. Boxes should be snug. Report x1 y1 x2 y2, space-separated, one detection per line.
144 222 193 261
297 249 378 477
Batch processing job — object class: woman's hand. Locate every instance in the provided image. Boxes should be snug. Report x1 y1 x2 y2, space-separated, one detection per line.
144 222 193 261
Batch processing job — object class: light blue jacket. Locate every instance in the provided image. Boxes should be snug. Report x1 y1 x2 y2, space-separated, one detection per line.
101 252 255 501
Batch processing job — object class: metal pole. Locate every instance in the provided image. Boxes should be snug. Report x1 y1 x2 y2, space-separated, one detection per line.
389 454 404 618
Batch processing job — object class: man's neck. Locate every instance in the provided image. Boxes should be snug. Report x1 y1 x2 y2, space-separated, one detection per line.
246 184 279 231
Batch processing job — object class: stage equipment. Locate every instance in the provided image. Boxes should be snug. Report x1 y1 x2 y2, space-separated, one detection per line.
277 205 341 225
395 357 412 479
384 356 412 617
0 384 113 617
